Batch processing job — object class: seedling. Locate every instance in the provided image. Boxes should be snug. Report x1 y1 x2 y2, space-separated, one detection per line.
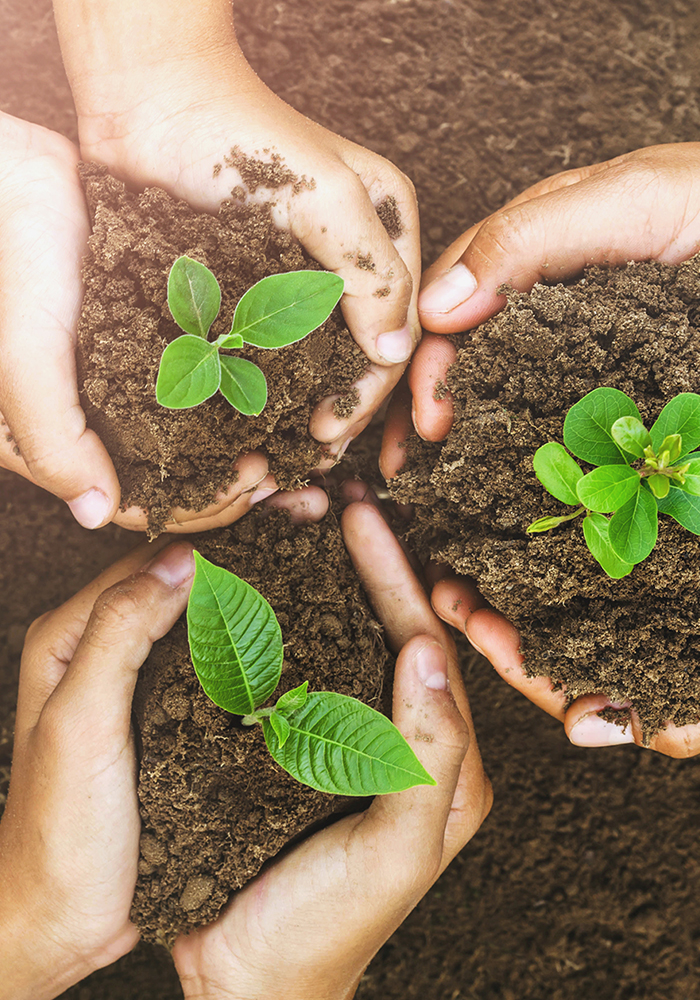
527 387 700 578
156 256 344 414
186 552 435 796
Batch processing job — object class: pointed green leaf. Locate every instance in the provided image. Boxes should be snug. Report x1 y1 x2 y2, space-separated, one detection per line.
275 681 309 715
262 691 435 796
230 270 344 348
582 513 634 579
156 336 221 409
576 465 641 513
647 474 670 499
610 416 651 459
217 332 244 350
168 255 221 338
563 387 641 465
657 434 683 466
270 712 291 748
187 552 283 715
526 509 584 533
532 442 582 505
219 356 268 415
677 455 700 496
656 488 700 534
608 486 658 564
650 393 700 453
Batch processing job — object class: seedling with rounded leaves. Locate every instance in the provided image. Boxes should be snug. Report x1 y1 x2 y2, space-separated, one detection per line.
156 256 344 415
527 388 700 578
186 552 435 796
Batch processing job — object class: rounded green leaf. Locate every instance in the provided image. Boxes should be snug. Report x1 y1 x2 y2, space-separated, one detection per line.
168 255 221 338
610 416 651 459
219 356 268 415
563 387 641 465
262 691 435 796
650 393 700 453
229 270 344 348
156 336 221 409
532 442 582 505
677 455 700 496
582 513 634 579
576 465 641 513
656 488 700 534
187 552 283 716
608 486 658 564
647 474 670 499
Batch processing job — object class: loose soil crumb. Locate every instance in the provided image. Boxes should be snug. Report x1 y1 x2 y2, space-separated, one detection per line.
77 164 368 534
375 195 403 241
391 256 700 738
222 145 315 194
131 507 392 942
333 386 361 419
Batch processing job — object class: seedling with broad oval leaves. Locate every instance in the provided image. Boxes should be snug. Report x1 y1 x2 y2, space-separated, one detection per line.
527 387 700 578
156 256 344 415
186 552 435 796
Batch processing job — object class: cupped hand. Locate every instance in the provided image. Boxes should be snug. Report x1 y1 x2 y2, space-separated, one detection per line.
171 494 491 1000
392 142 700 448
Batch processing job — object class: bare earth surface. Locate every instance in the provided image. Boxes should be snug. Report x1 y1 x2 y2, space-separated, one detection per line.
1 0 700 997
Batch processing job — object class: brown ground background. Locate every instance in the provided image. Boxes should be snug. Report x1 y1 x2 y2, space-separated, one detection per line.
1 0 700 997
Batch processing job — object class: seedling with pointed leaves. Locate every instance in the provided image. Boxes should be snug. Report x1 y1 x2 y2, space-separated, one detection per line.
527 388 700 578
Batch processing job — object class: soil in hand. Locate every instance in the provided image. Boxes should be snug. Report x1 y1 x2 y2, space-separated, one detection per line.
131 506 392 943
391 256 700 738
77 163 369 535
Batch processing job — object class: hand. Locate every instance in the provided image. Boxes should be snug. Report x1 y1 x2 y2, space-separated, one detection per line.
0 539 196 1000
171 491 491 1000
53 0 421 460
382 141 700 454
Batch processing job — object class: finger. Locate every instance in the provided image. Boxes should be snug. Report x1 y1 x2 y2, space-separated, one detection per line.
258 485 329 523
407 334 457 442
466 607 567 721
310 360 404 443
379 377 413 479
0 121 121 527
430 575 489 626
565 696 700 757
289 164 420 367
39 544 195 747
418 144 700 334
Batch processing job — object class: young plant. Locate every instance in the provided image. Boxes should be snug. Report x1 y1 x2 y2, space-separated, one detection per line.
156 256 344 415
186 552 435 797
527 387 700 578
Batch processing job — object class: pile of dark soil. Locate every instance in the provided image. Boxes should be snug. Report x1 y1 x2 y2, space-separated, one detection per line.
132 507 391 943
391 257 700 737
78 164 368 534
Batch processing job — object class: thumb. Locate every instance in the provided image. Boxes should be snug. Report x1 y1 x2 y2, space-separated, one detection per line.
418 143 700 334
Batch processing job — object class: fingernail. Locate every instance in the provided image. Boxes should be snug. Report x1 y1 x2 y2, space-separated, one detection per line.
569 712 635 747
419 263 477 315
68 487 112 529
147 544 195 589
376 325 414 364
334 437 353 461
468 638 486 657
249 486 277 506
415 640 449 691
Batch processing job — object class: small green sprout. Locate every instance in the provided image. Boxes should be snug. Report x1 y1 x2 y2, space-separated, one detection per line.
156 256 344 415
186 552 435 796
527 387 700 578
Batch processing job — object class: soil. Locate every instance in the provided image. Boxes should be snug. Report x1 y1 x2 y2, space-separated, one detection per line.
2 0 700 999
131 507 391 943
78 164 368 535
391 257 700 738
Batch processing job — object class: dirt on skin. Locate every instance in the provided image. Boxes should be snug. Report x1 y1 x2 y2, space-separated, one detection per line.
391 256 700 738
131 507 392 943
77 163 369 535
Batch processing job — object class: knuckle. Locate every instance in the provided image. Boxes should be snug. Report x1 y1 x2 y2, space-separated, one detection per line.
85 580 149 645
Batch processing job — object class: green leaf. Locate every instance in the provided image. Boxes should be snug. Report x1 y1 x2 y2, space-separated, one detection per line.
262 691 435 796
657 488 700 534
168 256 221 338
275 681 309 715
610 416 651 459
677 455 700 496
608 486 658 564
156 336 221 409
576 465 641 513
650 393 700 453
270 712 291 748
582 513 634 579
229 270 344 348
526 511 583 533
647 474 670 499
563 387 641 465
656 434 683 466
219 356 268 415
532 442 582 505
187 552 283 716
